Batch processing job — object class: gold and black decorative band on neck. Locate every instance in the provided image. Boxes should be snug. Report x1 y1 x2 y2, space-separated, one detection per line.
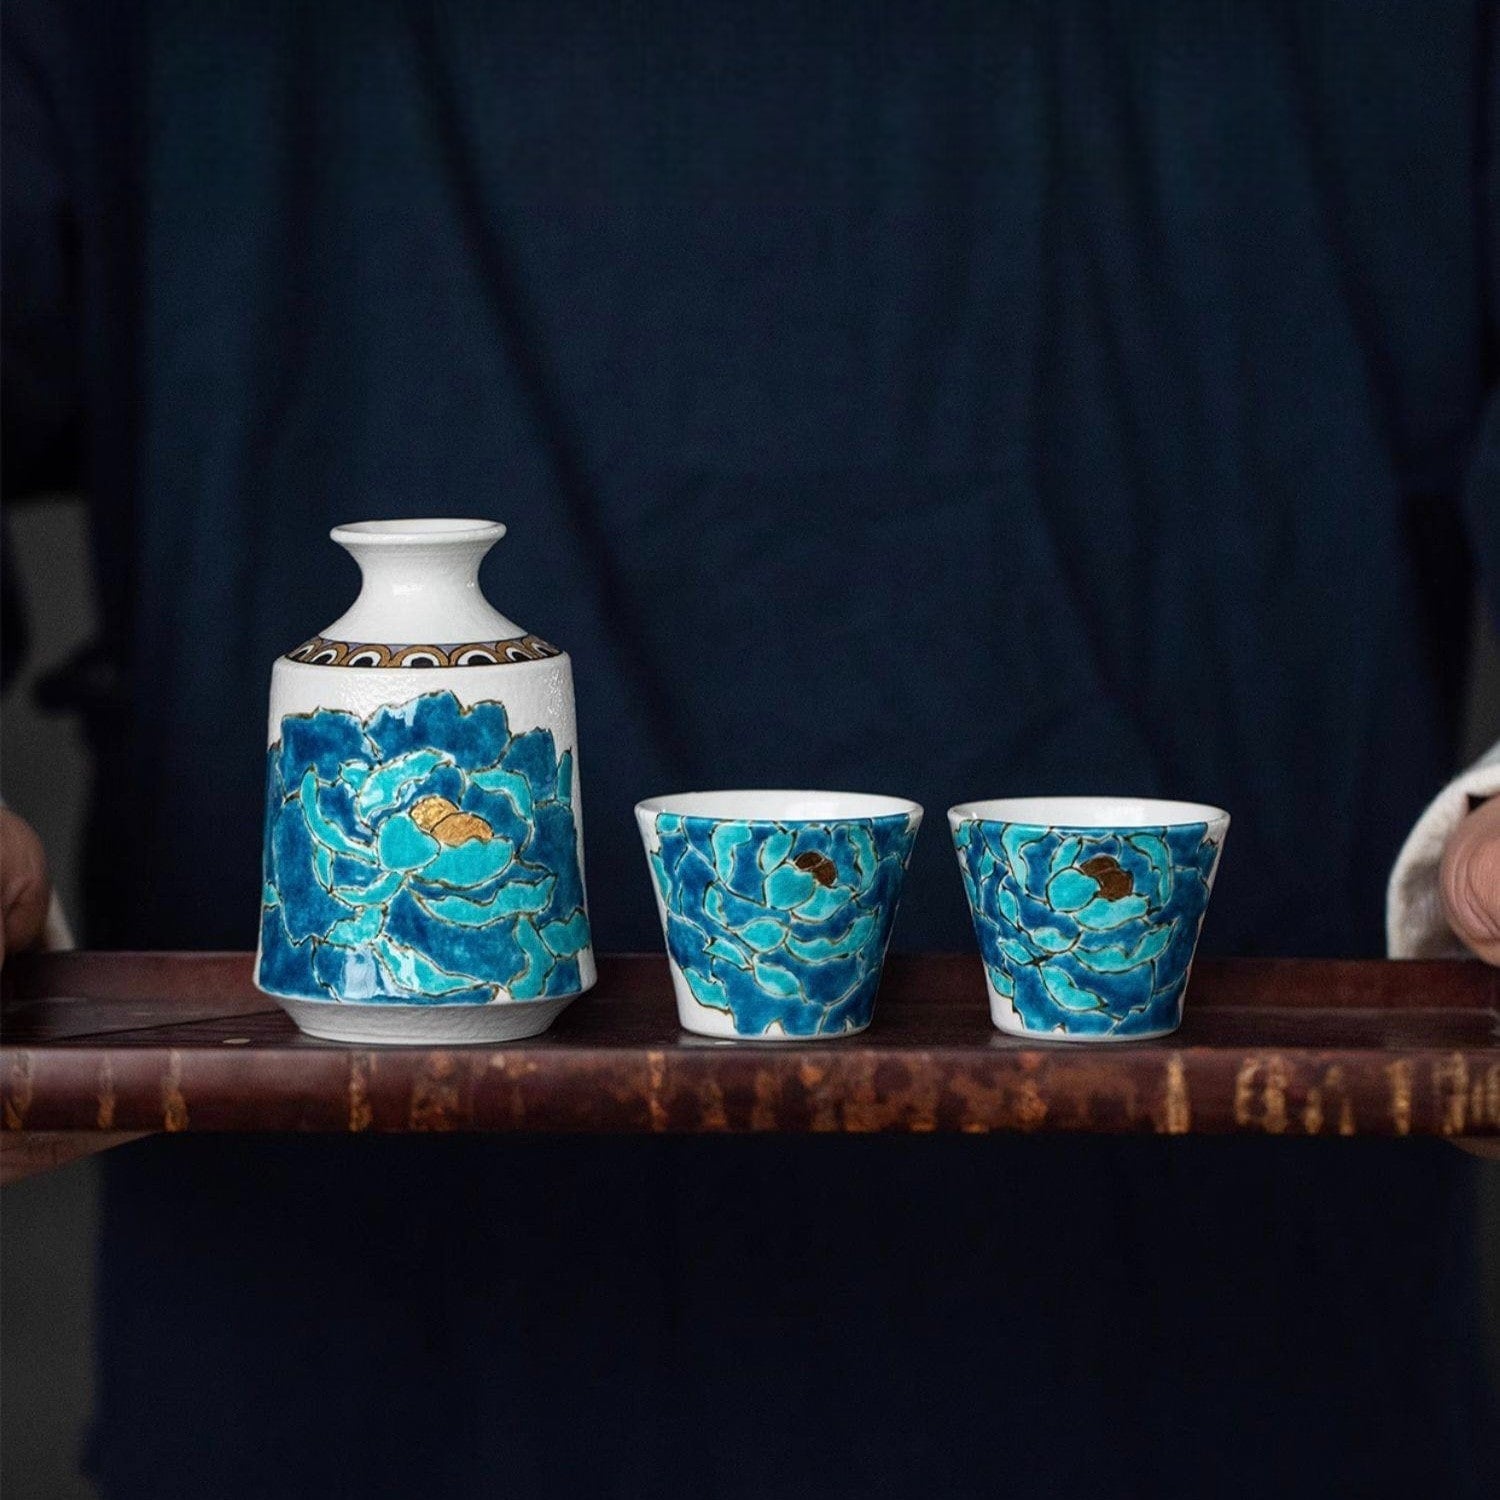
284 635 562 668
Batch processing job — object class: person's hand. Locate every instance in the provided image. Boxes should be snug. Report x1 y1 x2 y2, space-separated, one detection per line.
1439 795 1500 966
1439 797 1500 1158
0 808 51 968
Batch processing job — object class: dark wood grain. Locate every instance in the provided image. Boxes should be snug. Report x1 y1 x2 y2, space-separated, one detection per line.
3 952 1498 1138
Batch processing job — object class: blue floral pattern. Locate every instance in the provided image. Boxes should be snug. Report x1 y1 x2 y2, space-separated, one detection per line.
953 819 1221 1037
258 691 590 1005
647 814 917 1037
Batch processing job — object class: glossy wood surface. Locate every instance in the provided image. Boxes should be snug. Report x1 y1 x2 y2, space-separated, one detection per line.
3 952 1498 1138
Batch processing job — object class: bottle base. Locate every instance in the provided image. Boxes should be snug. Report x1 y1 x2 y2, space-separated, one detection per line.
273 993 580 1045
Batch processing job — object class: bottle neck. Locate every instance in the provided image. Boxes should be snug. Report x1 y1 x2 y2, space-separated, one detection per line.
320 522 523 643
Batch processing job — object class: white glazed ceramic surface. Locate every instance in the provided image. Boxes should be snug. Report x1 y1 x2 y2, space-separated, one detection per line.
255 519 595 1045
948 796 1230 830
949 795 1228 1042
323 519 523 642
637 790 922 1041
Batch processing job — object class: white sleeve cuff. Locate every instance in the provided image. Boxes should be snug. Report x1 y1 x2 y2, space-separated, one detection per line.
1387 740 1500 957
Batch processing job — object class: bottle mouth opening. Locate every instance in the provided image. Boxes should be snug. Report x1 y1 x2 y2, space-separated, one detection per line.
330 518 506 547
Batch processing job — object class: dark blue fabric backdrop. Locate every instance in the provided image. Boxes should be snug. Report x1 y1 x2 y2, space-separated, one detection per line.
4 2 1497 1495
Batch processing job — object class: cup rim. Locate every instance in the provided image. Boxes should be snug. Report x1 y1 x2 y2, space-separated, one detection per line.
636 790 922 824
947 795 1229 831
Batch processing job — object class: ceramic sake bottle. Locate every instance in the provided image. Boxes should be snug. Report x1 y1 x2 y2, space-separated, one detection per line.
255 519 595 1043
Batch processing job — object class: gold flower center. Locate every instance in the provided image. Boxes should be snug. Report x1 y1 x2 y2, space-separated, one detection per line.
409 795 494 846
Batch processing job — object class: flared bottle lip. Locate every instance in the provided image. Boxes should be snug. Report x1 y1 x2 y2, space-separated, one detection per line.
308 518 525 648
330 518 506 547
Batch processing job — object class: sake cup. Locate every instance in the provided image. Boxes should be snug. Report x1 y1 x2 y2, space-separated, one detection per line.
949 796 1229 1041
636 791 922 1040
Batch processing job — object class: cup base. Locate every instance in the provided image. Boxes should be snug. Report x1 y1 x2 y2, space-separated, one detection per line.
678 1011 872 1043
273 994 579 1045
990 1013 1182 1044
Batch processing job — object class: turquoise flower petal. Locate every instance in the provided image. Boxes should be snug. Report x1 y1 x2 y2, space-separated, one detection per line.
756 831 793 871
792 884 851 923
371 933 483 996
332 869 405 908
1073 894 1150 930
377 814 440 872
712 823 753 882
469 765 534 820
420 837 517 889
326 905 385 947
752 959 803 998
541 911 593 957
739 918 786 953
765 863 817 910
1046 867 1099 912
298 771 376 861
1040 966 1103 1012
706 934 752 968
1074 923 1176 973
421 875 556 925
1049 836 1083 876
353 747 451 821
509 918 554 998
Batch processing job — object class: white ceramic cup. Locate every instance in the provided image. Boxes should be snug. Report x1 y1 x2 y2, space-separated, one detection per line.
949 796 1229 1041
636 790 922 1040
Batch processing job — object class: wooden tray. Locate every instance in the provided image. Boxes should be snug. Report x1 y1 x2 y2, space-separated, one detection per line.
3 952 1498 1145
